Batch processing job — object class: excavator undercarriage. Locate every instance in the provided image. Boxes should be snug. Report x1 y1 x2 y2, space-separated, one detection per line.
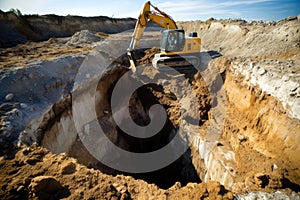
152 53 201 71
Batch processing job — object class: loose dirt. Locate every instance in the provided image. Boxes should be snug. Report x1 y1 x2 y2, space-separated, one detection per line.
0 145 234 200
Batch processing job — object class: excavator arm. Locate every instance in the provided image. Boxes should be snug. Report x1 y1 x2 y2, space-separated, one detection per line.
128 1 177 71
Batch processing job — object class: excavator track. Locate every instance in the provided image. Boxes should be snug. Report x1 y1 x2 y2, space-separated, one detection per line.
152 53 200 71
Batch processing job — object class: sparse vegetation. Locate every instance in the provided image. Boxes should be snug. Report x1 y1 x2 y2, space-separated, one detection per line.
9 8 22 16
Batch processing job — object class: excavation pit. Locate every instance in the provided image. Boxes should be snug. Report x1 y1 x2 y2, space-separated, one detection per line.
1 48 299 198
34 50 210 189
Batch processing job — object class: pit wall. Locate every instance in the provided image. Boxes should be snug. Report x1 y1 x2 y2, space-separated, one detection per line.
17 55 300 190
0 55 84 144
0 11 136 47
177 18 300 58
224 68 300 185
188 127 236 188
185 57 300 190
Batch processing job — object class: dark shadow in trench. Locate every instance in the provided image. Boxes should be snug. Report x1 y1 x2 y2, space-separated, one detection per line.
92 81 201 189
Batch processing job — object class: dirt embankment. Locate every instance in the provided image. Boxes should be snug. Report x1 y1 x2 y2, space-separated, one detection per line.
0 145 235 200
0 10 136 47
178 17 300 60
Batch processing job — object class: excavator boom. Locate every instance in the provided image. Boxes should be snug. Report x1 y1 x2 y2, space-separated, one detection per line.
129 1 177 50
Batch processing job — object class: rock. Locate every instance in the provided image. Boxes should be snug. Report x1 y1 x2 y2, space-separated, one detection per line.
287 16 297 21
5 93 14 101
206 181 221 194
29 176 63 194
186 182 198 189
236 191 300 199
168 182 181 190
61 162 76 174
282 75 289 82
237 133 247 142
272 163 278 171
257 68 266 75
115 185 127 194
290 86 299 92
12 108 23 118
16 185 25 192
22 147 31 155
20 103 28 109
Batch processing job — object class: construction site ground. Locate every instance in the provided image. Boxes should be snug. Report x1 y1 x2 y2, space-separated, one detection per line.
0 14 300 200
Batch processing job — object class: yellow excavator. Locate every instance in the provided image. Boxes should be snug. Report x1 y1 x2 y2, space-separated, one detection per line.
128 1 201 71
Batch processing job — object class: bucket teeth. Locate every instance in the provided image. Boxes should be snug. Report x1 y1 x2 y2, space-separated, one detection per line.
127 51 136 72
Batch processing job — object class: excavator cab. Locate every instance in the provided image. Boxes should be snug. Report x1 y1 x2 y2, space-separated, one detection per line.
161 30 185 52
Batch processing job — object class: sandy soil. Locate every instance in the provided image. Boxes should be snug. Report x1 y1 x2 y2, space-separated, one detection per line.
0 31 110 69
0 145 235 200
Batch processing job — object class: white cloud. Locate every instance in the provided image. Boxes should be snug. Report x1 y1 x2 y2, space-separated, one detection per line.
0 0 283 21
0 0 56 12
154 0 275 19
219 0 274 6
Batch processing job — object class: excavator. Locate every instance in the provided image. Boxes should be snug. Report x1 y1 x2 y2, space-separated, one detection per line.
128 1 201 72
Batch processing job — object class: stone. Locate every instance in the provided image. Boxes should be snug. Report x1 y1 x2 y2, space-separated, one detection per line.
257 68 266 75
287 16 297 21
168 182 181 190
20 103 28 109
237 134 247 142
282 75 289 82
5 93 14 101
61 162 76 175
206 181 221 194
29 176 63 194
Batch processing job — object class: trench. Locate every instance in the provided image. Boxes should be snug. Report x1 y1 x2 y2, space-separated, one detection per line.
108 84 202 189
25 49 300 192
37 50 206 189
93 80 202 189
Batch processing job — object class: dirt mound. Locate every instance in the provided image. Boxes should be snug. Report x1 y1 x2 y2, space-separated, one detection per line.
66 30 104 46
0 145 233 200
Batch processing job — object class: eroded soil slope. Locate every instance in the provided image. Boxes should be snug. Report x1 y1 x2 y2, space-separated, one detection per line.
0 10 135 47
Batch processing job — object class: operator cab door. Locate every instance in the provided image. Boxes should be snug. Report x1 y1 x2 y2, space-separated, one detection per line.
161 29 185 52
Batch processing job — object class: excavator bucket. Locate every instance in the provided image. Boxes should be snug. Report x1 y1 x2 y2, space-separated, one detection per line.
127 51 137 72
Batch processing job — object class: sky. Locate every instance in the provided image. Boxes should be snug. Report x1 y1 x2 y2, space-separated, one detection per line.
0 0 299 21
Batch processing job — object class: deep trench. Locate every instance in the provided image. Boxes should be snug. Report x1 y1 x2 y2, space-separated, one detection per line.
91 72 202 188
36 50 300 191
66 85 202 189
112 85 201 189
96 51 201 188
39 52 202 189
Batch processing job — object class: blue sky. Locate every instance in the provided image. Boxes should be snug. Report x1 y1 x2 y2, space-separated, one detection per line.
0 0 299 21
